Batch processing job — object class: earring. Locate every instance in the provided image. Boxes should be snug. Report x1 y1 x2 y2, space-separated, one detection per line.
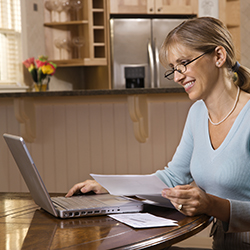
216 61 220 66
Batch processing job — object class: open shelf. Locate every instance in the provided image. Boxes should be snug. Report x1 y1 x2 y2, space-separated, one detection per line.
44 20 89 27
43 0 107 67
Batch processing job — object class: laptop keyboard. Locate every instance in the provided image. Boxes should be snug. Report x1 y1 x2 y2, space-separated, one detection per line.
51 196 107 210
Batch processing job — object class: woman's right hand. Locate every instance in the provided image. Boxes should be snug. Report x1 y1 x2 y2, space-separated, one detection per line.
65 180 108 197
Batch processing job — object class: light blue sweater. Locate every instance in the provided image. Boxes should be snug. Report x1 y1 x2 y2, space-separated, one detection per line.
155 99 250 233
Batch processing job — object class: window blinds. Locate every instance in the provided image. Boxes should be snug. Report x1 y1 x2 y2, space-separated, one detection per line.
0 0 21 85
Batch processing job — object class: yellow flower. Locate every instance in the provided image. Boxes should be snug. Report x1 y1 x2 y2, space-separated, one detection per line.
41 64 56 75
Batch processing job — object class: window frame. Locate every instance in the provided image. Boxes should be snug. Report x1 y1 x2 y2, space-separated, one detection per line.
0 0 23 86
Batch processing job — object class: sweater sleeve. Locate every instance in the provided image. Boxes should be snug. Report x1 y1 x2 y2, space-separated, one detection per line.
155 102 196 187
222 199 250 233
225 111 250 233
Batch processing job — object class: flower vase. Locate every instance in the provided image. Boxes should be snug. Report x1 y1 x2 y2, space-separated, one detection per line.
34 77 50 92
34 83 48 92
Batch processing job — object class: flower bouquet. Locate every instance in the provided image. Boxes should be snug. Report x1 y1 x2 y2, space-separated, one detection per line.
23 56 57 91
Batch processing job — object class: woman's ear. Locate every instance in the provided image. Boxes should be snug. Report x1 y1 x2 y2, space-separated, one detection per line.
214 46 227 67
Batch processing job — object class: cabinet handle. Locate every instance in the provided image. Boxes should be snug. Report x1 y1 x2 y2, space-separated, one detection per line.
148 40 154 88
157 7 162 12
149 8 153 12
154 38 160 88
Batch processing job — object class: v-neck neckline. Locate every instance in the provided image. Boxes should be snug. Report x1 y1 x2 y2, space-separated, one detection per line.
205 100 250 152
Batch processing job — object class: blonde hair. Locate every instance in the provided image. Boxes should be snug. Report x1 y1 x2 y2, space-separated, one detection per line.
159 17 250 93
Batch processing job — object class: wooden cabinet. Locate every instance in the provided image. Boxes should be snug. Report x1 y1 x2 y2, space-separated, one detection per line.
109 0 198 15
109 0 148 14
219 0 241 60
43 0 108 67
154 0 198 14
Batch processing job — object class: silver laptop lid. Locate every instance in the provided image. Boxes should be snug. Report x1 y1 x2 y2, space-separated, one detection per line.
3 133 58 217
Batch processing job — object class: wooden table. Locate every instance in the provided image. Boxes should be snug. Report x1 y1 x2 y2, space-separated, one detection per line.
0 193 212 250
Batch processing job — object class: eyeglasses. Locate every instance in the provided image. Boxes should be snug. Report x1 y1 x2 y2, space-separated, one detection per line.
164 52 207 80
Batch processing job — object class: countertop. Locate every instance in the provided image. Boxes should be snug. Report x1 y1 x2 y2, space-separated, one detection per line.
3 87 188 143
0 87 185 98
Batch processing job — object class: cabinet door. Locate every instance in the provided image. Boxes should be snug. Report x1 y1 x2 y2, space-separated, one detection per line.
110 0 149 14
155 0 198 15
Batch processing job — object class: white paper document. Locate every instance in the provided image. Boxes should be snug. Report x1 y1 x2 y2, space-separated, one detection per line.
90 173 169 196
109 213 178 228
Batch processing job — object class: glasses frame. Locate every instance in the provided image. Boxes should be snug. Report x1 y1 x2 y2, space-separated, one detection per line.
164 51 208 80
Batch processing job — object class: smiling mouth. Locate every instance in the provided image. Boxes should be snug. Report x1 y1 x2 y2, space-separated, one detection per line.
183 81 195 90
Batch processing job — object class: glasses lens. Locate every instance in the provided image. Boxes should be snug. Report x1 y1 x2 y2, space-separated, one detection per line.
164 70 174 80
176 64 186 74
164 64 186 80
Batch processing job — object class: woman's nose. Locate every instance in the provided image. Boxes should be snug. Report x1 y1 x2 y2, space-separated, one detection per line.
174 70 185 83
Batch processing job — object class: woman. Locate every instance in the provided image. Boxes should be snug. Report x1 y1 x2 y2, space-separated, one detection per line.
66 17 250 249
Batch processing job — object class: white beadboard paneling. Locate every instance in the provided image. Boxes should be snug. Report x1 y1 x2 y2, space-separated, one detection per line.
41 105 56 192
165 102 182 165
31 105 45 189
54 104 68 192
6 104 22 192
101 103 116 174
65 104 79 192
150 102 167 172
77 104 91 184
113 102 129 174
0 103 10 192
89 104 104 175
140 134 154 174
126 109 141 174
0 94 192 193
139 97 154 175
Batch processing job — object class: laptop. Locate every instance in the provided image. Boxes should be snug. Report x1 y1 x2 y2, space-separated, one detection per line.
3 133 143 218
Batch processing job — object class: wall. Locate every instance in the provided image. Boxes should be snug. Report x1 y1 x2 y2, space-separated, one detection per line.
21 0 45 60
21 0 84 91
0 94 192 193
240 0 250 68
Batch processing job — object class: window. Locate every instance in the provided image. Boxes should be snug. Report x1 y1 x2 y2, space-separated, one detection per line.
0 0 22 85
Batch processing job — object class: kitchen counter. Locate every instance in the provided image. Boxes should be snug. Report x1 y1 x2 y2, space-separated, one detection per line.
0 87 185 98
2 87 189 144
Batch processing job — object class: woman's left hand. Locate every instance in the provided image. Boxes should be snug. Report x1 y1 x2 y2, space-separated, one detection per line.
161 184 211 216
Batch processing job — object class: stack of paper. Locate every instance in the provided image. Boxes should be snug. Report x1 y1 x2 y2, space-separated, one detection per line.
90 173 174 208
91 174 178 228
90 173 169 196
109 213 178 228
